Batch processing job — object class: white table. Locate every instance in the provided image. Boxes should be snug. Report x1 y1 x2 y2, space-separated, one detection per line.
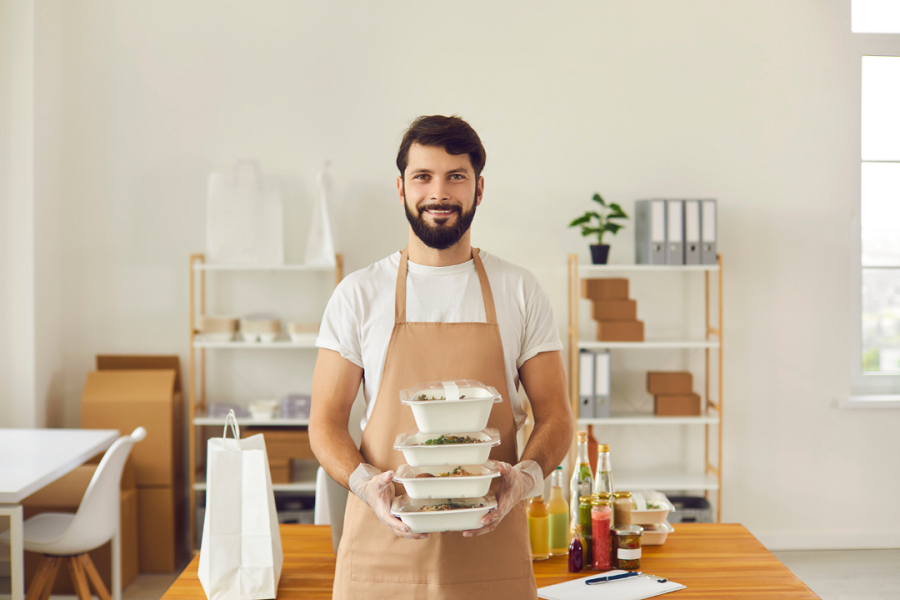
0 428 119 600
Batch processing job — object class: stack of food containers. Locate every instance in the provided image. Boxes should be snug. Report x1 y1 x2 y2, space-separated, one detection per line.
629 490 675 546
390 380 503 534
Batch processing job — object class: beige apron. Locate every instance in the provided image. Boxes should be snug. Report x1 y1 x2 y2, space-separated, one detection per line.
333 248 537 600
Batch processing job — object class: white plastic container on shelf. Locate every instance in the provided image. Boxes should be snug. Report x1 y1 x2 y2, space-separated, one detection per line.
391 494 497 534
393 462 501 499
400 380 503 434
629 490 674 526
393 428 500 468
640 522 674 545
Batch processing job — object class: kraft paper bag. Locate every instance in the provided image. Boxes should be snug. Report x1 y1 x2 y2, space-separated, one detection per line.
207 160 284 265
199 412 283 600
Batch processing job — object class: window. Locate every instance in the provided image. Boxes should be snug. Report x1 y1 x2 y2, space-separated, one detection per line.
852 1 900 394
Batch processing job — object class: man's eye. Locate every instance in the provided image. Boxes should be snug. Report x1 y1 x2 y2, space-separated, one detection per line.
414 174 429 180
449 174 465 180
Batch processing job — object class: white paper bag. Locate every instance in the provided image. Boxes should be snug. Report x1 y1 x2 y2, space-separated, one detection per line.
199 412 283 600
303 162 336 267
207 160 284 265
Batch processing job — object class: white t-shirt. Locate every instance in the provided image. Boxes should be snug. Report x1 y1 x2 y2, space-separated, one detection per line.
316 250 563 432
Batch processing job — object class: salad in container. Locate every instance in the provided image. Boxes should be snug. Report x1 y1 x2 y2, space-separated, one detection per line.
400 380 503 434
393 461 501 499
393 428 500 467
391 494 497 534
629 490 674 525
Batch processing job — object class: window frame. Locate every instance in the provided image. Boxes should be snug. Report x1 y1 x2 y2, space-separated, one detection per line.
851 32 900 396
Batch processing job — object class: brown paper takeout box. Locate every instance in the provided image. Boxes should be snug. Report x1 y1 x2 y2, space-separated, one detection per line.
590 299 637 321
581 278 629 301
20 464 139 594
654 393 702 416
647 371 694 395
596 320 645 342
81 355 186 573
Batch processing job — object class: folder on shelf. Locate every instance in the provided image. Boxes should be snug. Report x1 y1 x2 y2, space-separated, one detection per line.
594 351 610 419
578 350 595 418
666 199 684 265
684 200 701 265
701 199 717 265
634 200 666 265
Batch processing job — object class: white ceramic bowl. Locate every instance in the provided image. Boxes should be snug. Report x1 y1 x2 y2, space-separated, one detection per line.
258 333 277 343
391 494 496 534
393 461 501 499
242 332 260 343
393 428 500 467
640 521 674 546
249 400 278 420
400 380 502 435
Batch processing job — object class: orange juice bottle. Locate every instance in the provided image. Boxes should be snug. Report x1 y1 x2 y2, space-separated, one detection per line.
527 495 550 560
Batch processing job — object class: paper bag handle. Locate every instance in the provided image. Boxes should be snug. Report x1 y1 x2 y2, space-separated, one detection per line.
223 409 241 442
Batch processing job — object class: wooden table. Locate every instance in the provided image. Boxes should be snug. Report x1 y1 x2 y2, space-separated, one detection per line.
0 428 119 600
162 523 819 599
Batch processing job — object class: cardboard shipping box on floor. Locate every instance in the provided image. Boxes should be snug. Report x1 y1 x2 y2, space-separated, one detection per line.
137 485 187 573
647 371 694 395
596 320 645 342
20 464 138 594
654 393 702 416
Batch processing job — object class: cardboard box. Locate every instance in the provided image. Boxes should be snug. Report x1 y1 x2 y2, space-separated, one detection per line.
581 278 629 301
269 458 292 484
654 393 702 416
137 486 187 573
96 354 183 394
81 369 183 487
595 320 644 342
591 299 637 321
242 427 314 461
20 466 139 594
647 371 694 395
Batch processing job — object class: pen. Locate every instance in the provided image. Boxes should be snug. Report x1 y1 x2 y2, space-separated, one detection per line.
585 571 641 585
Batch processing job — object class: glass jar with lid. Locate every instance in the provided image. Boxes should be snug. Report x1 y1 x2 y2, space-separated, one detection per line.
613 525 644 570
613 491 632 527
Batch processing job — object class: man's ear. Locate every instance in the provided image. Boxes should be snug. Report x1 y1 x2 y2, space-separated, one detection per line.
476 176 485 207
397 175 405 207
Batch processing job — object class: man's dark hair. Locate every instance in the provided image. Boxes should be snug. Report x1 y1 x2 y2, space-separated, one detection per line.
396 115 486 178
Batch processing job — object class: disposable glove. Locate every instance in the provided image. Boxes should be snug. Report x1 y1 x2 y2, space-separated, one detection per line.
348 463 428 540
463 460 543 537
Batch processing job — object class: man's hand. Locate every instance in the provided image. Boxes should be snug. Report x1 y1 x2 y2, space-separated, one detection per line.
463 461 542 537
349 463 429 540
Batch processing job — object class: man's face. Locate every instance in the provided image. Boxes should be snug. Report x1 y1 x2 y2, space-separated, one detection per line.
398 143 483 250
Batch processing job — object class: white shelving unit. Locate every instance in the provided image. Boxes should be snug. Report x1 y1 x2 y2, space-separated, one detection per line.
187 253 344 552
567 255 724 520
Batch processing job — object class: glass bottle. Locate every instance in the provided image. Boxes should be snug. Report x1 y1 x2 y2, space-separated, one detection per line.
613 525 644 570
578 495 593 566
590 498 613 571
570 431 593 529
593 443 614 495
613 491 633 528
548 466 569 556
568 525 584 572
527 496 550 561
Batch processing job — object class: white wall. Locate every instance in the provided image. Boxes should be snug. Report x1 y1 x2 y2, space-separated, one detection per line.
13 0 900 548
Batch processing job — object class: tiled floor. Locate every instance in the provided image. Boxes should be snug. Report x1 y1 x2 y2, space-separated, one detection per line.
774 550 900 600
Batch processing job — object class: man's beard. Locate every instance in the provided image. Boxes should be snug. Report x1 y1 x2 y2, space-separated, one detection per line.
403 187 477 251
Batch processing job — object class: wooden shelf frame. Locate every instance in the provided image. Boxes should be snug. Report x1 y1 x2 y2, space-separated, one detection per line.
567 254 724 521
187 252 344 552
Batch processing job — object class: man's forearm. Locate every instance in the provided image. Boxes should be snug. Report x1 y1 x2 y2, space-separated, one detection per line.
518 410 574 479
308 420 368 489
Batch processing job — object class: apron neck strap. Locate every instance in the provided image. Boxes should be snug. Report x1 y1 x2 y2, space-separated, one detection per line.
395 248 498 325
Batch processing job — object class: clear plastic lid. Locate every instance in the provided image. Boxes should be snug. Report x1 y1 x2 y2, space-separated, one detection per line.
393 460 502 482
391 493 497 515
400 380 502 404
393 428 501 450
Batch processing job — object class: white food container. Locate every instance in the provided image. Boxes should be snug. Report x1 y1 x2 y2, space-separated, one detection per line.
391 494 496 534
249 399 278 420
400 380 503 434
393 461 501 499
629 490 674 525
393 428 500 467
640 521 674 545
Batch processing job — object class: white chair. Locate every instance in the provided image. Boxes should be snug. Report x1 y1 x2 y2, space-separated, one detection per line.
1 427 146 600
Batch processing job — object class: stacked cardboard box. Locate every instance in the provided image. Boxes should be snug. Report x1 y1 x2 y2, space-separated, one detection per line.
20 463 139 594
81 355 186 573
242 427 315 484
581 278 645 342
647 371 701 416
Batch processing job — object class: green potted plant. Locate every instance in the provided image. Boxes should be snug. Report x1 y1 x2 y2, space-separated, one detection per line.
569 193 629 264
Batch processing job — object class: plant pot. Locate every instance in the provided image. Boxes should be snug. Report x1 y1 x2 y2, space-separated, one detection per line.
590 245 611 264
